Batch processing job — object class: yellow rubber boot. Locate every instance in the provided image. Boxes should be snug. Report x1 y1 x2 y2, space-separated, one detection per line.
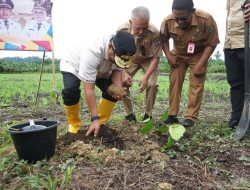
64 102 81 133
97 98 115 125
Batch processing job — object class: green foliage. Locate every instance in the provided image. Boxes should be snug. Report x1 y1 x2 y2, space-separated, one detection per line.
140 118 186 150
0 157 11 172
1 69 246 189
0 73 63 106
60 166 74 189
139 119 154 134
168 124 186 141
161 110 169 120
207 58 226 73
159 56 170 73
0 56 61 73
163 136 174 150
46 175 58 190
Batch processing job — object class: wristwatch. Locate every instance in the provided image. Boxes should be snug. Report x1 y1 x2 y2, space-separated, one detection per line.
91 115 100 122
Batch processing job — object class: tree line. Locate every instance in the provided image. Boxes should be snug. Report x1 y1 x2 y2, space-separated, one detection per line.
0 51 225 73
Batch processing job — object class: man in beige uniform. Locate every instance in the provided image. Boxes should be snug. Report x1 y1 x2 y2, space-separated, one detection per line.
160 0 219 127
118 6 162 122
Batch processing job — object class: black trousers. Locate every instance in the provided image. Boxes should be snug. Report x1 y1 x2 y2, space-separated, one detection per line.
224 48 244 121
61 71 117 106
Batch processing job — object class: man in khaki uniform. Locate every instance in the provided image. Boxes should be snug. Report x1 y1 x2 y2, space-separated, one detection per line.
118 6 162 122
160 0 219 127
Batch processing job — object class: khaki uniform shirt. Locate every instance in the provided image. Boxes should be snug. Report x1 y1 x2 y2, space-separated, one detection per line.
118 22 162 64
224 0 244 49
160 9 220 56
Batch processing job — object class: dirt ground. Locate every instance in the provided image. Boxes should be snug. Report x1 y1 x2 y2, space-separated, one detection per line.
1 98 250 190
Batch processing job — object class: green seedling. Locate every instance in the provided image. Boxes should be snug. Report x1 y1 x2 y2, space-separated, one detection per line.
136 102 186 150
139 119 154 134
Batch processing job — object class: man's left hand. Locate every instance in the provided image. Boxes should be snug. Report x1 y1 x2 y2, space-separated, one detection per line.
107 84 128 99
85 120 100 137
139 76 148 92
193 63 206 76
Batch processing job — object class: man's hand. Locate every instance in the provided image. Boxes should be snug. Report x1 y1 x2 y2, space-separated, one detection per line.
122 71 132 87
85 120 100 137
139 76 148 92
193 62 206 76
107 84 128 99
243 3 250 22
167 54 179 68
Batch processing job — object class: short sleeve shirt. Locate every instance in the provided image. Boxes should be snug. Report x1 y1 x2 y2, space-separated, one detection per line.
118 22 162 64
224 0 244 49
60 34 120 83
0 19 22 35
0 19 23 49
160 9 220 56
24 20 51 40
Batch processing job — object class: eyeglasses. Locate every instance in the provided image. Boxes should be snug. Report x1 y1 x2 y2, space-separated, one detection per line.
172 15 190 22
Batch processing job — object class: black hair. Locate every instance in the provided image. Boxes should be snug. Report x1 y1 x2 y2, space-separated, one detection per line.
172 0 194 12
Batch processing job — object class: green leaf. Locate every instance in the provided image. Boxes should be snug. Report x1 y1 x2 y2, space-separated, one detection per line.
239 155 250 162
168 124 186 141
157 125 168 133
164 136 174 150
161 111 169 120
140 119 153 134
50 89 56 99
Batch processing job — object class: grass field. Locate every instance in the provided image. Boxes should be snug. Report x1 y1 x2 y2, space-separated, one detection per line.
1 71 250 189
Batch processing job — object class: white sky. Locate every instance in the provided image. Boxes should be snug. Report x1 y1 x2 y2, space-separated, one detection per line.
0 0 227 59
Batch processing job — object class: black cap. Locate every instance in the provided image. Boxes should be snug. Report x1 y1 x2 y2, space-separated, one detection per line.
0 0 14 9
112 31 136 57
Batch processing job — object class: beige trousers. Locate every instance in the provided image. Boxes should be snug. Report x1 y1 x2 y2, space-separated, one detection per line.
123 60 159 116
169 54 207 121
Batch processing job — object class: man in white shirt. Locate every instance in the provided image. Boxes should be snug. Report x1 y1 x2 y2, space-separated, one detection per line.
0 0 23 49
24 2 52 40
60 31 136 137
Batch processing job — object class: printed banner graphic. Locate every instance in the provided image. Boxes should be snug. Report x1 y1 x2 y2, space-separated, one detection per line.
0 0 53 51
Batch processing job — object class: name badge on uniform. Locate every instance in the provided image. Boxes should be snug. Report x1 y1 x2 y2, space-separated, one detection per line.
187 42 195 54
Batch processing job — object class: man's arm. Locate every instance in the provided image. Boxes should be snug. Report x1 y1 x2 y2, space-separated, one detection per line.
243 3 250 22
84 82 100 137
160 21 178 67
111 70 123 87
139 57 159 92
193 46 216 76
194 14 219 76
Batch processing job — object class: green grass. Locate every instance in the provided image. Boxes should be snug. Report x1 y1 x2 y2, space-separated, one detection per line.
1 71 246 189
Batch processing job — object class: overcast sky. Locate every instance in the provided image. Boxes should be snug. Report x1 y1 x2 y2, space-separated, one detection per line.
1 0 227 59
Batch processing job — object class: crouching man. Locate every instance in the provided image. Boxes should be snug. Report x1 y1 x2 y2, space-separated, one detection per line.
60 31 136 137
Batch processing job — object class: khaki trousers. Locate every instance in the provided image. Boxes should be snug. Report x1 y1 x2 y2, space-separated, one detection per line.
169 54 207 121
123 60 159 116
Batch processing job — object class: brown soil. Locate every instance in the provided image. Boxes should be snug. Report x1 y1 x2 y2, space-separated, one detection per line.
1 98 250 189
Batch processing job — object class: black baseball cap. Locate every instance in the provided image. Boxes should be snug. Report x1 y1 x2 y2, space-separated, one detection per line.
112 31 136 69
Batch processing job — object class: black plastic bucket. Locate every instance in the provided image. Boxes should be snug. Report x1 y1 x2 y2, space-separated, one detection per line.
7 120 59 163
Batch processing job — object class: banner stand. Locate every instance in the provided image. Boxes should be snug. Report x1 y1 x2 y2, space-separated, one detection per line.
51 51 56 89
35 51 56 106
35 51 45 106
